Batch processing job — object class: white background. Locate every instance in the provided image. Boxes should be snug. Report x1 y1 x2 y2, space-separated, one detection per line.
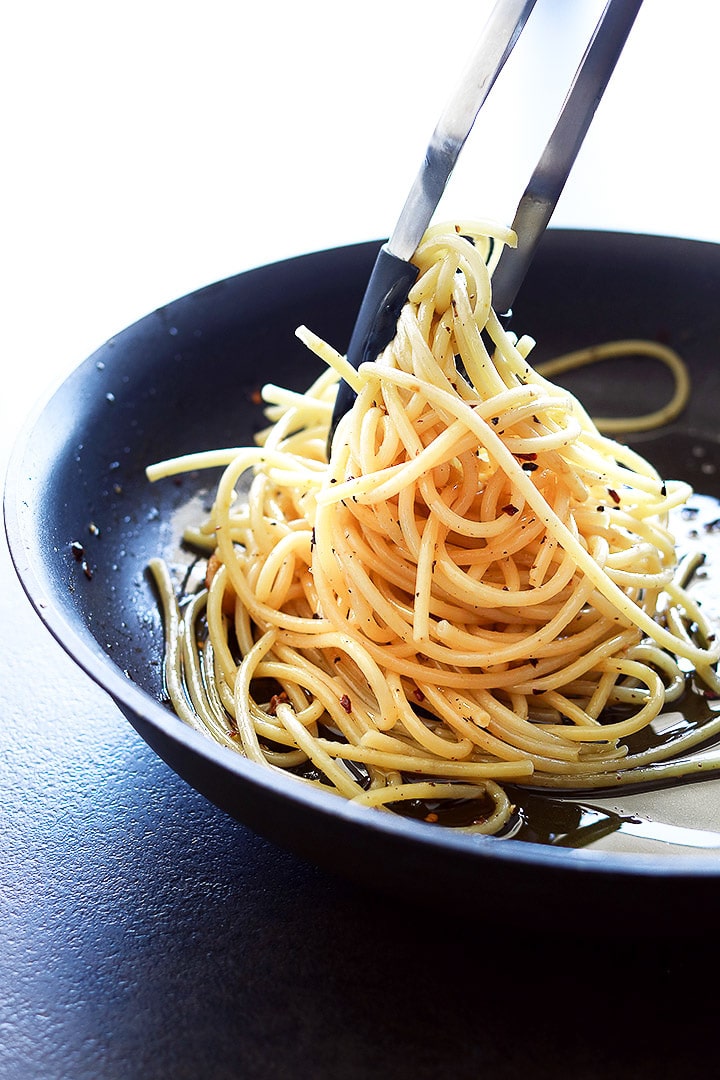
2 0 719 693
2 0 719 425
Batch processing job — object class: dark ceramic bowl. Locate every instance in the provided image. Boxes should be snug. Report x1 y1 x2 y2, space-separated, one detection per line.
6 230 720 934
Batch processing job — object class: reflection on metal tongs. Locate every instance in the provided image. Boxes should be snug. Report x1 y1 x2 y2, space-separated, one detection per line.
329 0 644 445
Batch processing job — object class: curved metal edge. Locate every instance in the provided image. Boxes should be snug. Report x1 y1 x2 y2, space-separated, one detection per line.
4 230 720 892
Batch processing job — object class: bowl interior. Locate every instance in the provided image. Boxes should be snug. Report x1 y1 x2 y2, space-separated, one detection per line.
6 230 720 927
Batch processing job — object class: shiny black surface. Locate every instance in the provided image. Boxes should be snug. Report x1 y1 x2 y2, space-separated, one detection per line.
4 229 720 1077
1 613 719 1079
5 231 720 965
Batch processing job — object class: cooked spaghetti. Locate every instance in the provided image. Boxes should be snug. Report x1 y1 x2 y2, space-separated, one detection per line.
147 221 719 835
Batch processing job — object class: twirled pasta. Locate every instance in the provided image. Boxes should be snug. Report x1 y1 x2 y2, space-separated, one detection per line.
147 222 720 835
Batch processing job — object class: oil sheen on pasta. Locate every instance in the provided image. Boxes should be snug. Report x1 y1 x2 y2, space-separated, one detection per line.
146 222 720 846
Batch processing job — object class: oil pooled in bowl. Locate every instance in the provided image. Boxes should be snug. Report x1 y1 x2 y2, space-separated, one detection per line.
159 483 719 851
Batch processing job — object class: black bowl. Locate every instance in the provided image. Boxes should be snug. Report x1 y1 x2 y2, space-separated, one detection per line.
6 230 720 934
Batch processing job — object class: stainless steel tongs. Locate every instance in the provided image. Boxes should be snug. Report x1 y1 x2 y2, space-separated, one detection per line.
329 0 643 442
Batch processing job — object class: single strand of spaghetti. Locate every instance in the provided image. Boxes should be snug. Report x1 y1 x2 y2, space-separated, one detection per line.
450 285 506 398
147 445 263 483
509 692 529 720
252 529 312 606
499 556 521 593
260 383 333 422
407 258 443 305
311 737 534 780
542 659 665 740
623 641 685 701
349 780 494 806
583 669 621 720
274 703 368 799
396 480 427 565
385 670 474 760
205 564 239 692
536 339 690 432
413 512 441 643
663 606 720 694
295 324 365 394
357 406 393 474
233 631 298 766
351 781 513 837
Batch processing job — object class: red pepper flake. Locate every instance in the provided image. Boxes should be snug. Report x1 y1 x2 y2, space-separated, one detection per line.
608 488 621 504
82 561 93 580
501 504 519 516
521 462 538 472
516 453 537 461
425 812 439 823
339 694 352 713
70 540 84 561
268 691 289 715
250 387 263 405
413 688 425 702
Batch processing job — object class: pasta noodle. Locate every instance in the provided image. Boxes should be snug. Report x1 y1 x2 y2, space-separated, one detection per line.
147 221 720 835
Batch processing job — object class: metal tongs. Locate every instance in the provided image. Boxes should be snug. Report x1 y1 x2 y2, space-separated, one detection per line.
329 0 643 443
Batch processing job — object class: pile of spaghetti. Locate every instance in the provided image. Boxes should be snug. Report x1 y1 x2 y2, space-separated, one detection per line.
147 222 720 835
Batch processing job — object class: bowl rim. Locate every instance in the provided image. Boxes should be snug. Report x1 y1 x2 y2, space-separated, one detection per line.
5 228 720 883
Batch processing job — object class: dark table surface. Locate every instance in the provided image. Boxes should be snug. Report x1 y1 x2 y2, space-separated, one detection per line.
5 4 720 1067
2 512 718 1080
